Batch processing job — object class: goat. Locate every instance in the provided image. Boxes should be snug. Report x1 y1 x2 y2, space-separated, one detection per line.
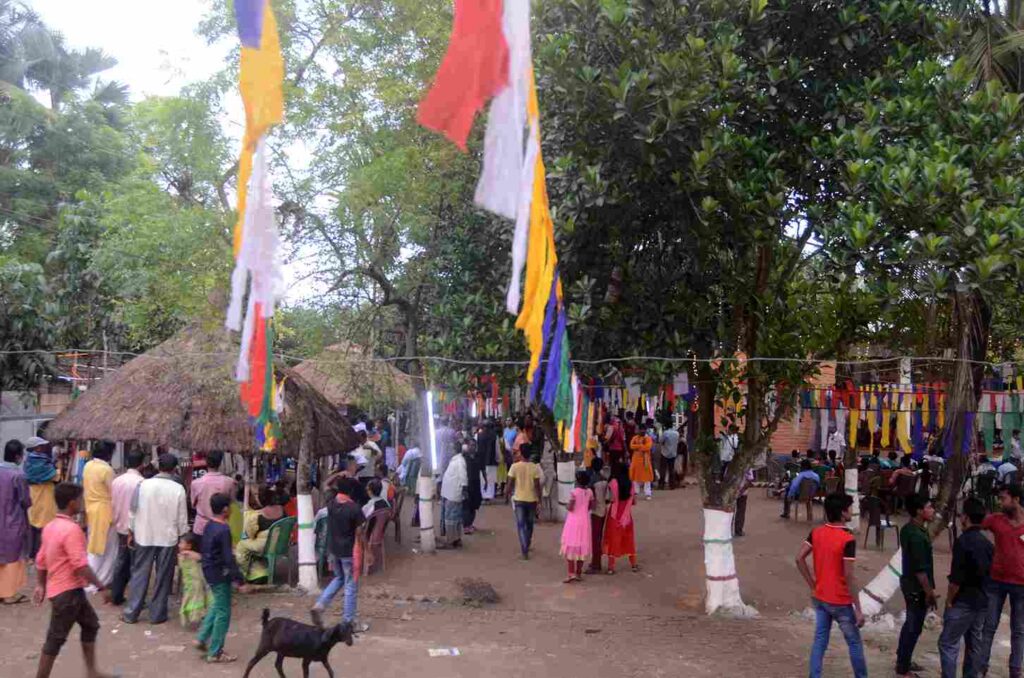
243 608 354 678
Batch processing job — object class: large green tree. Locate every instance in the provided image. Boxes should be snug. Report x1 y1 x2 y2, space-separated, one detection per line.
534 0 945 613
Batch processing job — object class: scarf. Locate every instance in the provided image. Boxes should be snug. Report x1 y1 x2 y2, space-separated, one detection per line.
24 452 56 484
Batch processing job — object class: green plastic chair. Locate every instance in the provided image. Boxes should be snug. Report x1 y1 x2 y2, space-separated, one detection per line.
248 516 296 585
314 515 329 577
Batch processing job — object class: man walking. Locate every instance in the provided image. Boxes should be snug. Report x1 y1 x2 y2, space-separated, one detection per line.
123 453 189 624
977 485 1024 678
506 444 543 559
109 449 145 606
658 425 680 490
937 497 991 678
896 495 937 678
311 477 365 630
33 482 114 678
0 439 31 604
439 443 468 548
795 493 866 678
190 450 236 537
83 441 117 586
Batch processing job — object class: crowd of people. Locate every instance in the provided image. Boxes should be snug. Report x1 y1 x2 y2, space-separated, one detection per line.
794 484 1024 678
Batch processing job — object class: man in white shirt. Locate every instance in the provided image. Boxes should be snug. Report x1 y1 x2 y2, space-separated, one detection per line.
122 453 189 625
997 458 1019 484
353 423 382 482
719 426 739 479
1012 429 1023 463
108 449 145 605
439 447 468 549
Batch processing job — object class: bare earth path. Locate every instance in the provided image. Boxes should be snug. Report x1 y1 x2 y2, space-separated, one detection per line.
0 484 1014 677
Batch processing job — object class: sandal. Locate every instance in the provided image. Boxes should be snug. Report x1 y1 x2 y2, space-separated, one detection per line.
631 565 640 573
562 577 575 584
206 653 237 664
193 640 207 653
606 570 616 575
2 593 28 604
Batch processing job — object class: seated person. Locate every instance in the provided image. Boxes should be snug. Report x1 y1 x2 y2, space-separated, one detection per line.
234 486 288 582
879 451 898 470
324 454 369 505
362 478 391 519
975 455 997 477
781 459 820 519
889 455 917 486
997 457 1018 483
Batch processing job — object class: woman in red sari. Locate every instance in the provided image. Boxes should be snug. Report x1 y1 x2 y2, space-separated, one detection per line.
602 463 638 574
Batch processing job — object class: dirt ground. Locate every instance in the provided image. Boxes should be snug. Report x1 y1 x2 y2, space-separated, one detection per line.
0 484 1015 677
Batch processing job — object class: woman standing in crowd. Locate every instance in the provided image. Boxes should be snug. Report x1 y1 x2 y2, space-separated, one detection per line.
603 463 638 574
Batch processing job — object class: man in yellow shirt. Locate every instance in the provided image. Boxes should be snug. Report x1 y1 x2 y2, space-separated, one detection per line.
83 441 117 586
505 444 543 560
23 437 58 557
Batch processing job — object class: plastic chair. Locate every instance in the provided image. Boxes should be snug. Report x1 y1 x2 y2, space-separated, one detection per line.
794 478 817 522
894 473 918 513
975 471 998 512
314 515 329 578
363 508 391 576
246 516 296 586
823 477 841 495
862 495 898 550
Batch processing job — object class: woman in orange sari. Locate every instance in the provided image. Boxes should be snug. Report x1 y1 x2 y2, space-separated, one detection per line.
602 463 638 574
629 429 654 499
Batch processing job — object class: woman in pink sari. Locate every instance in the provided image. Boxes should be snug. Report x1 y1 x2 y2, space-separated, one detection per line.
602 463 638 574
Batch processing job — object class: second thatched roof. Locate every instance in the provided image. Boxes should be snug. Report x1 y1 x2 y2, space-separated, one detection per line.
292 342 416 411
47 323 360 457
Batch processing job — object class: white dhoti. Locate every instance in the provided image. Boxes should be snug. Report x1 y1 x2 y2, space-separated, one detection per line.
86 525 119 586
483 466 498 500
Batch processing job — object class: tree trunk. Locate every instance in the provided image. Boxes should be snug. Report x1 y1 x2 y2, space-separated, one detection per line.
296 423 319 593
695 358 757 616
405 300 437 554
858 291 989 617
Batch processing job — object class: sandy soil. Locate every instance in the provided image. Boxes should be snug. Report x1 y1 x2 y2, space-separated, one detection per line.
0 484 1015 677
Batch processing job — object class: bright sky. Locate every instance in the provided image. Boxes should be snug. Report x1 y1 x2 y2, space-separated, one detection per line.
30 0 321 302
30 0 226 100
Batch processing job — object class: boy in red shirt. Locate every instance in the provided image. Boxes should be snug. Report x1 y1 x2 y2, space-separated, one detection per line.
977 484 1024 677
33 482 113 678
795 492 866 678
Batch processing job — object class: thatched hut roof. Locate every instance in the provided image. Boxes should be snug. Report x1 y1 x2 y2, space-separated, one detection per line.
47 324 360 457
292 342 416 411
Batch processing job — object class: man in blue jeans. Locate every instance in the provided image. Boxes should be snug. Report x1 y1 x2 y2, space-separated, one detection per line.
977 485 1024 678
505 444 543 560
311 478 365 630
937 497 992 678
896 495 937 678
795 492 866 678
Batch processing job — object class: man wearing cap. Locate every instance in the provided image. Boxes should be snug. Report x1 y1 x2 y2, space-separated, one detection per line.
123 453 189 624
353 423 382 485
23 436 58 558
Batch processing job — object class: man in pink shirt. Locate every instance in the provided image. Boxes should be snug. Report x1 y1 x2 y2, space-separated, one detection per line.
33 482 113 678
109 449 145 605
190 451 237 536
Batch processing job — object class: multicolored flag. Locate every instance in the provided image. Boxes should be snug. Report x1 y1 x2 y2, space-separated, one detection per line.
226 0 285 451
418 0 577 428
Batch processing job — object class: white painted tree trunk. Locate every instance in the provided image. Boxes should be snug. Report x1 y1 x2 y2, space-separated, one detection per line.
703 509 758 617
296 493 318 593
858 548 902 617
844 468 860 532
417 476 436 553
555 461 574 522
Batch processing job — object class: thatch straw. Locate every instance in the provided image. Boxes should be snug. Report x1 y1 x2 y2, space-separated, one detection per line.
292 341 416 410
47 322 360 457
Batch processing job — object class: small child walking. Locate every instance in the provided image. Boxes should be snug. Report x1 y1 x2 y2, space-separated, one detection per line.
560 470 594 583
178 533 211 629
195 493 249 664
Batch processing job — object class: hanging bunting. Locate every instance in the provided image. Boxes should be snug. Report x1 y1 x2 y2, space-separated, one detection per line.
226 2 284 452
